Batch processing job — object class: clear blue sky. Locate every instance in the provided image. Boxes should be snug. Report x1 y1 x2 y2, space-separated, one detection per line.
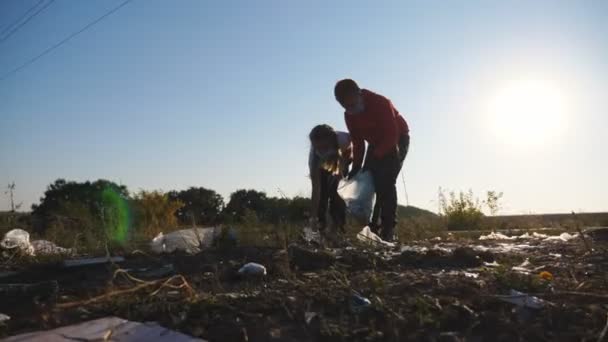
1 0 607 214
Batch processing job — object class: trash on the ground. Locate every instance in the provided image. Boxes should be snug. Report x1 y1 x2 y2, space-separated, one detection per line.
539 271 554 281
238 262 267 276
543 232 578 242
357 226 395 247
2 316 205 341
0 313 10 323
400 245 429 253
549 253 562 258
1 229 35 255
304 312 317 325
337 171 375 222
31 240 75 256
302 226 321 244
350 293 372 313
511 258 545 274
150 227 223 254
479 232 516 241
1 229 74 257
479 231 578 242
432 270 480 278
497 289 548 310
463 271 480 278
484 261 500 267
63 256 125 267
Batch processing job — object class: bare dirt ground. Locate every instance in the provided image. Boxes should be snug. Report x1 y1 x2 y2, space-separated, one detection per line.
1 232 607 341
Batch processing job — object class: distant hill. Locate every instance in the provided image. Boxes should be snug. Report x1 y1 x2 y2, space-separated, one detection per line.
397 205 438 219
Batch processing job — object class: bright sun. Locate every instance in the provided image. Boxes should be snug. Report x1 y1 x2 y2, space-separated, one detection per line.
488 79 568 149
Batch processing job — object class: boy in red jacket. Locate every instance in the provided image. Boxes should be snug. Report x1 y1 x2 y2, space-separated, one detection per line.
334 79 410 242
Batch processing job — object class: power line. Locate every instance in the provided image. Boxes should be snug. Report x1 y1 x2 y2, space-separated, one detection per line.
0 0 134 81
0 0 55 44
0 0 44 37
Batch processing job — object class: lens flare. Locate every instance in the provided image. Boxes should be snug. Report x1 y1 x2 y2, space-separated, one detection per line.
101 187 132 243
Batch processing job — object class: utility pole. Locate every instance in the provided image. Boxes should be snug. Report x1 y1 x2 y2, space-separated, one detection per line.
6 182 16 212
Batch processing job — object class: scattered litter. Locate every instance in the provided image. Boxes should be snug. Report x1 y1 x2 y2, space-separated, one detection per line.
497 289 548 310
357 226 395 247
150 227 223 254
400 245 428 253
1 229 35 255
0 313 10 323
63 256 125 268
31 240 75 256
432 270 479 278
463 271 480 279
1 229 75 257
238 262 267 276
479 232 516 240
2 316 205 341
338 171 375 221
302 226 321 244
479 231 578 242
304 312 318 325
484 261 500 267
543 232 578 242
350 293 372 313
549 253 562 258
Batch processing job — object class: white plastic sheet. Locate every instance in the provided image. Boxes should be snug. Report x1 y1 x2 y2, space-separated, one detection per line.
0 229 35 255
238 262 267 276
497 289 547 310
31 240 75 256
479 231 578 242
357 226 395 247
150 227 221 254
337 171 375 222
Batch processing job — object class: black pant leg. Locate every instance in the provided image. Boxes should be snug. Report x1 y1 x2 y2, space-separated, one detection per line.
317 170 330 229
371 151 403 241
327 176 346 232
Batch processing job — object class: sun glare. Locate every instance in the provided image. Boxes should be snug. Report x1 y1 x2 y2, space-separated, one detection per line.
488 79 568 149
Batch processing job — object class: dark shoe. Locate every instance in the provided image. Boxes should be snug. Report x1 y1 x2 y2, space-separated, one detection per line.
380 226 395 242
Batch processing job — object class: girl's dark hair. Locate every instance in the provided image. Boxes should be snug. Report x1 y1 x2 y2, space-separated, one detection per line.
309 124 338 149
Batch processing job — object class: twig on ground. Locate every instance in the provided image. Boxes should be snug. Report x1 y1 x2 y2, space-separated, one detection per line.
57 274 195 309
572 212 593 254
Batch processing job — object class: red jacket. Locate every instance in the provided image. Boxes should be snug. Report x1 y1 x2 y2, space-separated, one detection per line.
345 89 409 168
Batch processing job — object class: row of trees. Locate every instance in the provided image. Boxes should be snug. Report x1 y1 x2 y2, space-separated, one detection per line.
31 179 311 244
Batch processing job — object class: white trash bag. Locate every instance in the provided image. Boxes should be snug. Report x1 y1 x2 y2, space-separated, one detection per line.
150 227 221 254
337 171 375 222
1 229 35 256
357 226 395 247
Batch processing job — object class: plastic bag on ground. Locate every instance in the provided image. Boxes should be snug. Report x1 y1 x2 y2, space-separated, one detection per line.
1 229 35 256
337 171 375 222
150 227 222 254
31 240 75 256
238 262 267 276
357 226 395 247
498 289 547 309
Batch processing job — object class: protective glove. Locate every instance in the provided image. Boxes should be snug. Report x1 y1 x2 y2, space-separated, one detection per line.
347 165 361 180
